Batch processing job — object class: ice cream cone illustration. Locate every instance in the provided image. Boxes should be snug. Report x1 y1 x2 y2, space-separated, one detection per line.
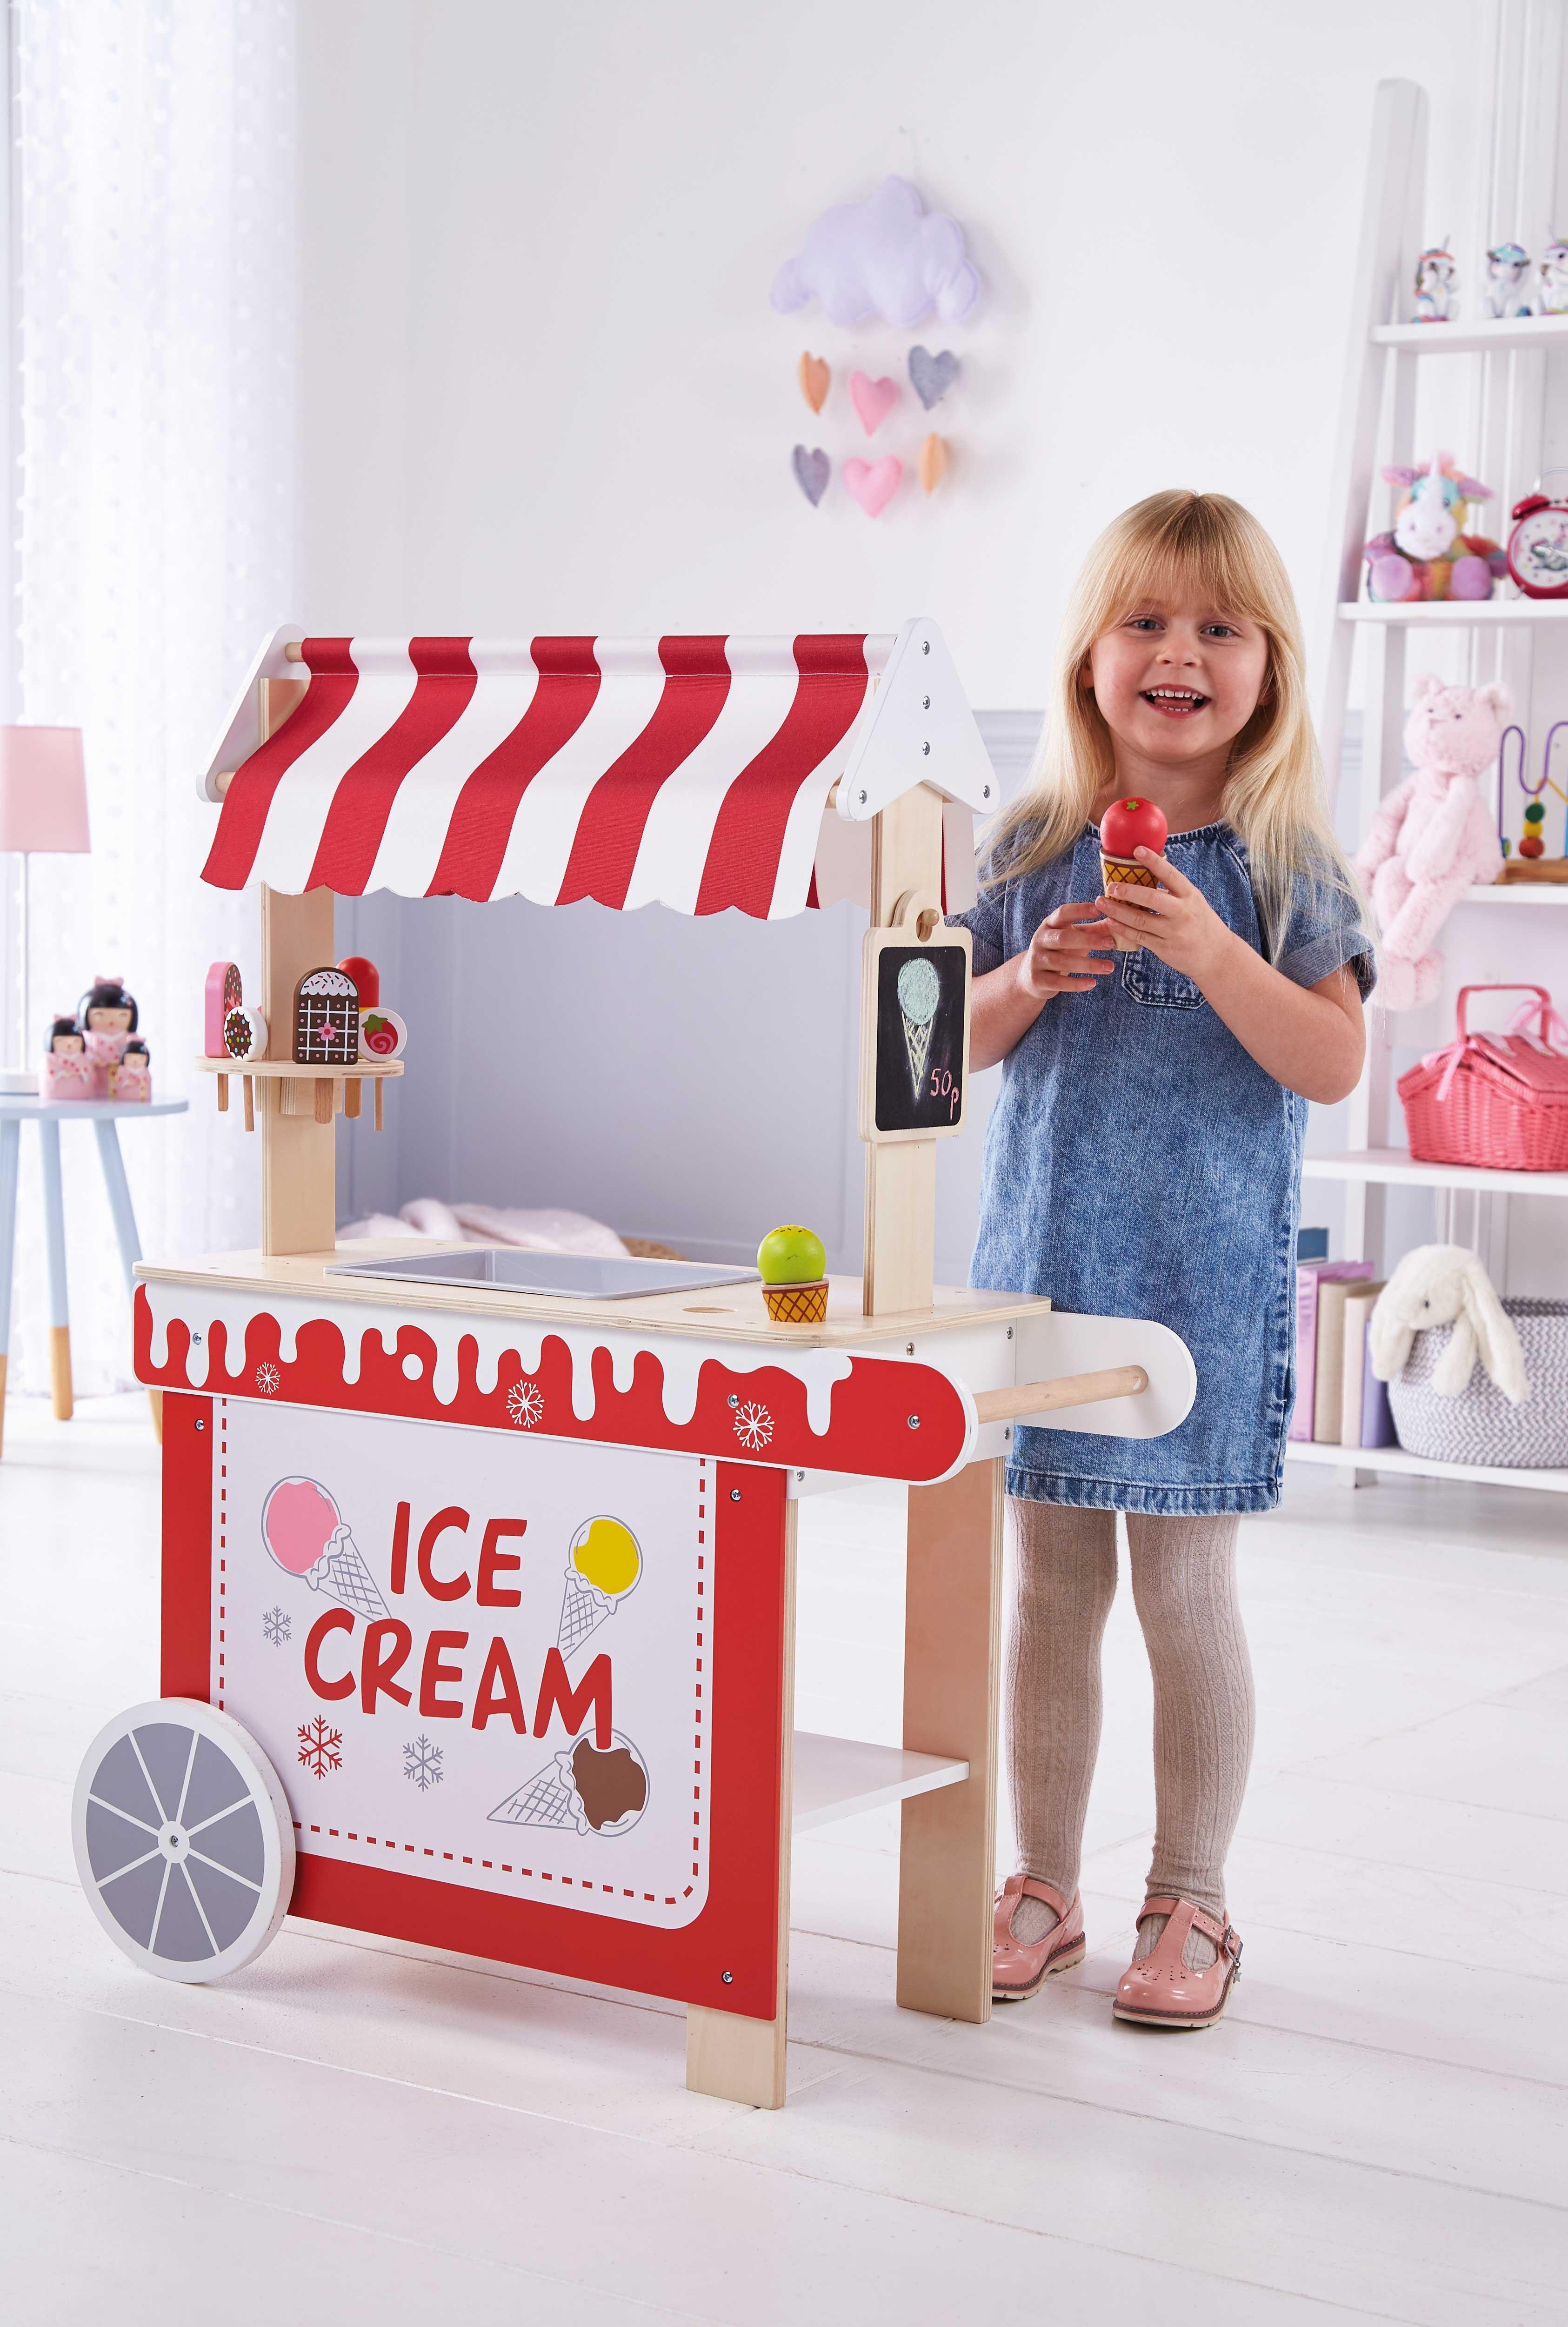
261 1476 390 1621
896 956 940 1100
557 1515 641 1656
490 1731 649 1838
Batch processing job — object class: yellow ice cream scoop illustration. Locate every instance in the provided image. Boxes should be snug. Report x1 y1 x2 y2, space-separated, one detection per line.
571 1516 641 1596
559 1516 642 1657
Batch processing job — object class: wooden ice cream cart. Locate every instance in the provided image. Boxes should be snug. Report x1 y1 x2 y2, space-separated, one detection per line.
73 624 1194 2107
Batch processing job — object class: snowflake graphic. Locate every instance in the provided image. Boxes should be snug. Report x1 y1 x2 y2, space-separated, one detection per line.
734 1400 774 1451
262 1605 292 1648
255 1361 280 1395
403 1734 444 1792
507 1377 544 1429
297 1716 342 1779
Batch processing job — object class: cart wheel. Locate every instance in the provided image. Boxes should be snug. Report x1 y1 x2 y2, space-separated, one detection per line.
72 1698 294 1982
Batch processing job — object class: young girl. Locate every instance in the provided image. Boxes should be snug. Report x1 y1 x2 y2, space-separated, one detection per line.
954 490 1372 2029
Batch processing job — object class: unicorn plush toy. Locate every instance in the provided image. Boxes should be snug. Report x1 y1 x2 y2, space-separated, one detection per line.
1363 452 1505 603
1485 241 1534 319
1412 243 1458 322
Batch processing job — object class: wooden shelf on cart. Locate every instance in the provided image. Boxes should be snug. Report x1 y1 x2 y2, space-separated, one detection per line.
792 1732 969 1831
133 1243 1056 1350
1286 1439 1568 1494
192 1056 405 1080
1302 1148 1568 1197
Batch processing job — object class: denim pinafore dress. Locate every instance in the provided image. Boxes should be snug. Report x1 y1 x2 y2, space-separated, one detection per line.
952 822 1374 1515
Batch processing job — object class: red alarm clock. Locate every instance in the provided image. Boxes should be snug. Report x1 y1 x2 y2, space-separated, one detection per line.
1506 490 1568 598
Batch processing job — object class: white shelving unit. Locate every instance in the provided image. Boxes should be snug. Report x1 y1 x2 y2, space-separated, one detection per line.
1314 54 1568 1495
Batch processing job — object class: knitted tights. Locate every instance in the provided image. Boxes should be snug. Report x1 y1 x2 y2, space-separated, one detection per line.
1004 1500 1254 1964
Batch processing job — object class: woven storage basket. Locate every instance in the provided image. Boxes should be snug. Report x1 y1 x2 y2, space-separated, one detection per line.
1388 1297 1568 1467
1398 986 1568 1171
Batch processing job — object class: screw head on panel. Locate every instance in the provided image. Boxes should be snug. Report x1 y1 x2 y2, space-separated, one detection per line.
729 1487 741 1502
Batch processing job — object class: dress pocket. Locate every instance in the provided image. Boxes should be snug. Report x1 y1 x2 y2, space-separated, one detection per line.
1121 950 1204 1009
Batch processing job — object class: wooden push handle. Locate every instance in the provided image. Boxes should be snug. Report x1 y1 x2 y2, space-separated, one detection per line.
972 1365 1148 1425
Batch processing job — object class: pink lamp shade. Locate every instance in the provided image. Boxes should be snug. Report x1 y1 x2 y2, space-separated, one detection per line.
0 725 90 853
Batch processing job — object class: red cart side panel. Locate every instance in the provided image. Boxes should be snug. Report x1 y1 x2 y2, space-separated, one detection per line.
135 1284 971 1483
160 1406 788 2019
161 1393 212 1697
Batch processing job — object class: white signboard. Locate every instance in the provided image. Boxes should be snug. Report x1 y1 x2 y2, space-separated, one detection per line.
214 1401 709 1930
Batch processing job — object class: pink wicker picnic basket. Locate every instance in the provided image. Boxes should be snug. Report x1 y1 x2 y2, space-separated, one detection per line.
1398 985 1568 1172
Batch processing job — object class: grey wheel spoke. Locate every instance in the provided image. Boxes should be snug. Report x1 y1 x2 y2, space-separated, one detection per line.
97 1846 160 1885
187 1847 261 1892
88 1792 159 1836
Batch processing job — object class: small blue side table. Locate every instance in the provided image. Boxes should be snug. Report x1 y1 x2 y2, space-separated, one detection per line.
0 1093 189 1454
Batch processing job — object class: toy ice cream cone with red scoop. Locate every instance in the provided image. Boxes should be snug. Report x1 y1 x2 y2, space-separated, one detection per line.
758 1223 828 1324
1098 796 1169 951
262 1476 390 1620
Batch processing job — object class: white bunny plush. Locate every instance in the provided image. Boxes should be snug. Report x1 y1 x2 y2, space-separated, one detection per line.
1369 1245 1530 1402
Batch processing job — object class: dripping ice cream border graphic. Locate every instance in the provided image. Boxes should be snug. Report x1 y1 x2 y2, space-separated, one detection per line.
133 1277 981 1483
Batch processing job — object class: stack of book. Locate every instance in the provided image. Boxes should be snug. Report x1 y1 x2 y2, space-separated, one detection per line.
1291 1260 1395 1448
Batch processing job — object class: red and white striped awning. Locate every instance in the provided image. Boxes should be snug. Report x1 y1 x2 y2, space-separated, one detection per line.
200 623 993 918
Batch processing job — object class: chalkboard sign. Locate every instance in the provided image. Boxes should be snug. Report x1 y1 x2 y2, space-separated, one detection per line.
858 927 971 1144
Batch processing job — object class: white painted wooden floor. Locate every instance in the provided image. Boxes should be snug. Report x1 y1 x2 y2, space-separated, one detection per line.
4 1393 1566 2324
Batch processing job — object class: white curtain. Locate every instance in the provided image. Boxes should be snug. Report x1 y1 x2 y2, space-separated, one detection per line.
11 0 296 1395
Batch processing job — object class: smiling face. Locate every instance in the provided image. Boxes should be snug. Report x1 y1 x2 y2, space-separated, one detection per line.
1084 595 1271 798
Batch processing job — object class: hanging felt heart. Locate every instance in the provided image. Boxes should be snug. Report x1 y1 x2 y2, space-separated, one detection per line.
918 433 947 495
849 371 899 435
798 352 830 414
792 445 831 506
908 346 961 410
843 455 902 517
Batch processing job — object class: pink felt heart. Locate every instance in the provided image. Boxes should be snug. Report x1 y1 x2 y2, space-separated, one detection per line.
849 370 899 435
842 455 903 517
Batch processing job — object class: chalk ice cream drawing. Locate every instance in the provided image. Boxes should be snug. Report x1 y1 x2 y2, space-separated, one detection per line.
490 1731 650 1838
897 956 941 1100
261 1475 390 1620
558 1514 642 1657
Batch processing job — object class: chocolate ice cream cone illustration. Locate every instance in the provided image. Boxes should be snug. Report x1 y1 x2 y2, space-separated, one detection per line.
557 1516 641 1656
261 1476 390 1620
1099 852 1159 951
489 1731 649 1838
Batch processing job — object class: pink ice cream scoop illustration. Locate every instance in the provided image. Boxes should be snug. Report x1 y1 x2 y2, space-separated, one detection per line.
262 1476 389 1619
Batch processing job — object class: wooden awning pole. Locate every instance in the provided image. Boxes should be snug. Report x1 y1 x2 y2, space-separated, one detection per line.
257 675 337 1256
862 784 944 1316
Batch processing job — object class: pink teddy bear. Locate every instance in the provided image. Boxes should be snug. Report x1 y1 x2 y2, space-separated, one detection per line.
1354 675 1507 1012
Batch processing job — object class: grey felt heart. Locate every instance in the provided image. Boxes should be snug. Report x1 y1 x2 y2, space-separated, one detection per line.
908 346 961 410
793 445 831 506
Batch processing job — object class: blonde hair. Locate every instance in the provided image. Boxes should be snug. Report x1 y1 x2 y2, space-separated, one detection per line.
985 490 1356 954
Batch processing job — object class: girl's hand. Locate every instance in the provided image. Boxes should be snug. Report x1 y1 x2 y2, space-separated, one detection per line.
1097 849 1238 985
1017 899 1117 1002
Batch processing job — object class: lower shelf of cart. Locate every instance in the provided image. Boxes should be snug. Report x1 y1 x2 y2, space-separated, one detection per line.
1284 1438 1568 1492
791 1732 970 1831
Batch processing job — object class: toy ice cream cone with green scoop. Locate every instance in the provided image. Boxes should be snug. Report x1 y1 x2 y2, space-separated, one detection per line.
1099 796 1169 951
758 1223 828 1324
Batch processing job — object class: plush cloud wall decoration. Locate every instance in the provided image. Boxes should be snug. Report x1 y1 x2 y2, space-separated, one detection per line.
771 177 981 329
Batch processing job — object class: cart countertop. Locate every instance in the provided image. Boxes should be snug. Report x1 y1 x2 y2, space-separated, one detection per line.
133 1242 1052 1349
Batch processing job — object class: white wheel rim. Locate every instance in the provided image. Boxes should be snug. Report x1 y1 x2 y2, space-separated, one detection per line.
73 1698 294 1982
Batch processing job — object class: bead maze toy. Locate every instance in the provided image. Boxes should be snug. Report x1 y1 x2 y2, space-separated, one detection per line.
1497 720 1568 880
73 622 1195 2108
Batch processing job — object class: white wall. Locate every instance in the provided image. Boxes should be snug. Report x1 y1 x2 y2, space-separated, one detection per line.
300 0 1532 1284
